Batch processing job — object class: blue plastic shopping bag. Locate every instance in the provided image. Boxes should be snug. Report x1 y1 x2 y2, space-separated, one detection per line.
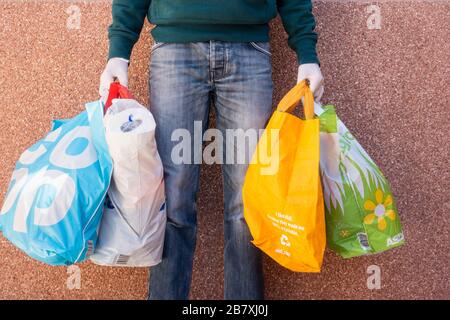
0 101 113 265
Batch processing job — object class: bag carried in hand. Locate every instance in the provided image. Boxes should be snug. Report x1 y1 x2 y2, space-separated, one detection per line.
315 103 405 258
0 100 112 265
243 81 326 272
90 83 166 267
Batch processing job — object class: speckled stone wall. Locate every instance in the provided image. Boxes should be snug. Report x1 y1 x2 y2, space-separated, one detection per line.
0 0 448 299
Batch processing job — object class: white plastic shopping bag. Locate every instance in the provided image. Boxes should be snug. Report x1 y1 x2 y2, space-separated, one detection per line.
90 84 166 267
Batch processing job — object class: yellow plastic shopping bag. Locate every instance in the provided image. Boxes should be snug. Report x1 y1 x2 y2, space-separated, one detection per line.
243 80 326 272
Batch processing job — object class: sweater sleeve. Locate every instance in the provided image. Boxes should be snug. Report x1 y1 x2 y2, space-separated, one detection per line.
108 0 152 60
276 0 319 65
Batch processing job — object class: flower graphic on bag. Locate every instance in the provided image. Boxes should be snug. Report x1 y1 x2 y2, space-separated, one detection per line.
339 229 350 238
363 189 395 231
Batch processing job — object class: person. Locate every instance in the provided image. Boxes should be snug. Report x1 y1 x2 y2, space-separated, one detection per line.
99 0 324 300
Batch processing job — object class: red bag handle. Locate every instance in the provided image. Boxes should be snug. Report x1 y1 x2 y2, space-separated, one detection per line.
104 82 134 113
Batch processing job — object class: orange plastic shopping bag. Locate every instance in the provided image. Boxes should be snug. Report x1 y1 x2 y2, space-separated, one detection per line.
243 80 326 272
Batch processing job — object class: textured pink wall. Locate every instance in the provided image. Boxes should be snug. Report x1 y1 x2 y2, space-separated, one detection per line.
0 1 448 299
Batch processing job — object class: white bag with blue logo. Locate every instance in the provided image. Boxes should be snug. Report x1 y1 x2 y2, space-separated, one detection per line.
90 97 166 267
0 101 112 265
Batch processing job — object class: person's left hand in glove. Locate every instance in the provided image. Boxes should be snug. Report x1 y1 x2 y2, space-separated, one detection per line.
297 63 324 101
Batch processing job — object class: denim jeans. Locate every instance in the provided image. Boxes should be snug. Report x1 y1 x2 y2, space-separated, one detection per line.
147 41 273 300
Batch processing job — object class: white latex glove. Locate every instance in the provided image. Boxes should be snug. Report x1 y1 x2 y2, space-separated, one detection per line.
297 63 324 101
99 57 129 101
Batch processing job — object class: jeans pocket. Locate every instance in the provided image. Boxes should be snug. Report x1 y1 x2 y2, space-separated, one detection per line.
151 41 166 53
249 42 271 57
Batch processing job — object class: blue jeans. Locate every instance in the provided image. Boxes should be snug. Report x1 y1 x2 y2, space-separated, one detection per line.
148 41 273 300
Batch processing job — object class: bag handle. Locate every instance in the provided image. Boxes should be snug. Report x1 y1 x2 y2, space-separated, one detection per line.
276 80 315 120
104 81 134 113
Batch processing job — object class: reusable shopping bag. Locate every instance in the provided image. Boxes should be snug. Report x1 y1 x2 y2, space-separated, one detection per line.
315 102 405 258
243 80 326 272
0 100 112 265
90 83 166 267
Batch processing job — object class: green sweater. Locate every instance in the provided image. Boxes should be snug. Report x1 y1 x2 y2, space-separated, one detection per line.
108 0 319 64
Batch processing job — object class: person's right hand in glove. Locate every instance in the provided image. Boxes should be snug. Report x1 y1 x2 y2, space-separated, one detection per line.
99 57 129 101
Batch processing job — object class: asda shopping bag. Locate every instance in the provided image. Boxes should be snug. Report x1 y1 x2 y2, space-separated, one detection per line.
90 83 166 267
0 101 112 265
243 81 326 272
315 102 405 258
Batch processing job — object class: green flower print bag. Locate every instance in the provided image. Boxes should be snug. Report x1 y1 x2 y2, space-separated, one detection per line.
315 103 405 258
